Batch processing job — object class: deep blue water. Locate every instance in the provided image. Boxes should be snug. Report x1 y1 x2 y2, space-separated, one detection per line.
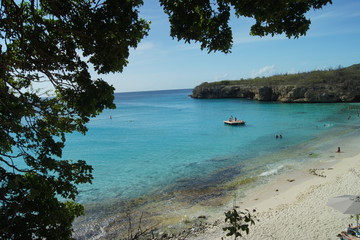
62 89 360 204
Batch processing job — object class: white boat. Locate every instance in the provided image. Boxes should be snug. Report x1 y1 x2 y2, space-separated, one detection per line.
224 120 246 125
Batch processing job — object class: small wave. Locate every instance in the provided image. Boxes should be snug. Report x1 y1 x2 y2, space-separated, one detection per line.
259 165 284 177
73 218 112 240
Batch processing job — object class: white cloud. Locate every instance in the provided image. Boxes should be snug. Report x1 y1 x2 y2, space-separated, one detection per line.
130 41 156 55
310 1 360 20
286 68 298 75
233 34 286 45
251 65 276 78
214 73 229 81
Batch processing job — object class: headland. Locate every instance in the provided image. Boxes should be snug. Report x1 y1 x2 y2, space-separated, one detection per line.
191 64 360 103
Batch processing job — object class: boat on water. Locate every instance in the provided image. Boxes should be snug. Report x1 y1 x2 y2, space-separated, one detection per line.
224 120 246 125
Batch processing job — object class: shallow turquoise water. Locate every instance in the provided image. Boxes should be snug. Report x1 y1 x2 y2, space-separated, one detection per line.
62 89 360 204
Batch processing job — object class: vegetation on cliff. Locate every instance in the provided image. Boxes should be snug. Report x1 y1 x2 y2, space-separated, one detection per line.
192 64 360 103
199 64 360 88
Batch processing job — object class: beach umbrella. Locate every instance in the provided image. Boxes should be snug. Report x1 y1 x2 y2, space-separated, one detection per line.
327 195 360 232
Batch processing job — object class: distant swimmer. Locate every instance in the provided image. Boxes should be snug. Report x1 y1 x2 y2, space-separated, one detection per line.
336 147 341 153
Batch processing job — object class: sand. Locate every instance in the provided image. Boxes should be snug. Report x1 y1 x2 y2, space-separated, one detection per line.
187 137 360 240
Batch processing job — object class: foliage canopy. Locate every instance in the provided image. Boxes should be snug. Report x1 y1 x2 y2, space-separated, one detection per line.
0 0 149 238
160 0 332 53
0 0 331 239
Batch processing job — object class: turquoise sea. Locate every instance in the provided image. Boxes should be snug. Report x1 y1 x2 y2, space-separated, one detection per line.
69 89 360 238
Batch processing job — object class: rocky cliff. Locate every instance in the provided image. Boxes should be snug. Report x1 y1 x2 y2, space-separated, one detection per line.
191 64 360 103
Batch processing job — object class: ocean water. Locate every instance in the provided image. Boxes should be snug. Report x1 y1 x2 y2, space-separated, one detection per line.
64 88 360 208
66 89 360 238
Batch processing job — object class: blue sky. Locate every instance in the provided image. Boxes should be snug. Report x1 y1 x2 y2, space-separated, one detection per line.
100 0 360 92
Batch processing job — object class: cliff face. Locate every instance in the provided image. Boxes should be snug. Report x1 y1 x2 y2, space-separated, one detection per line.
191 83 360 103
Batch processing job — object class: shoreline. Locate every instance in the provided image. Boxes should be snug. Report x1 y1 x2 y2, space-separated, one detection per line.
73 125 360 239
187 128 360 239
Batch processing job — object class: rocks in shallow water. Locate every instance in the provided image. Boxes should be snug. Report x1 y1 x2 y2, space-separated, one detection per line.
147 219 215 239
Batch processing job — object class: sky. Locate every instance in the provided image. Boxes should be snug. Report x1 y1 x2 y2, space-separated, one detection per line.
100 0 360 93
22 0 350 93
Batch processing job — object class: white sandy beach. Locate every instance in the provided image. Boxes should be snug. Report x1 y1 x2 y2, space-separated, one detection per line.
187 136 360 240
